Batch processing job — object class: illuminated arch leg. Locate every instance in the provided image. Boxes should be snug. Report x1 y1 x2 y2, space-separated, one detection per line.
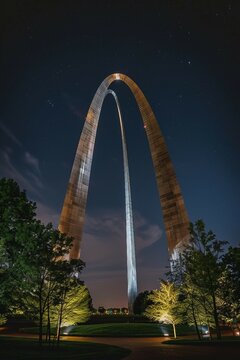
59 73 190 271
107 89 137 313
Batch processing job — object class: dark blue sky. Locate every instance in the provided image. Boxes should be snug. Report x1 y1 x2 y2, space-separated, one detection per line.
1 1 240 308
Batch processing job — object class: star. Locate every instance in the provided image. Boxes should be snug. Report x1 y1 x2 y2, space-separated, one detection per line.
47 99 55 108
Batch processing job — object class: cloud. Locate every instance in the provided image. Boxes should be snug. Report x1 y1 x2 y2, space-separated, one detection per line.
0 122 44 198
80 208 167 307
62 93 85 119
0 121 23 147
0 148 43 198
83 210 163 261
24 151 41 175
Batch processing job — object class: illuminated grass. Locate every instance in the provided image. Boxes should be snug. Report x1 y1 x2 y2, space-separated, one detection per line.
20 323 197 337
64 323 195 337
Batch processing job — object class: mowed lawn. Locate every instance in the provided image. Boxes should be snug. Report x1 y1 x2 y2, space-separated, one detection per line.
68 323 195 337
0 336 130 360
21 323 196 337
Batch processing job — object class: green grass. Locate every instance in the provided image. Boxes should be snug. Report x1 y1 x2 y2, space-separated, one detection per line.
64 323 196 337
20 323 197 337
0 336 130 360
163 336 240 346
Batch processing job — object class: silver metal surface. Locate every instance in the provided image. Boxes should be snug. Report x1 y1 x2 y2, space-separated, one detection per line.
107 89 137 313
59 73 190 308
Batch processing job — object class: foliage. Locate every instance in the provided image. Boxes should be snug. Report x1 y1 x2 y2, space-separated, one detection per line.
181 220 227 339
0 314 7 325
177 270 215 339
145 281 182 338
46 284 92 328
0 178 89 345
133 290 153 315
0 178 37 315
98 306 106 314
218 246 240 328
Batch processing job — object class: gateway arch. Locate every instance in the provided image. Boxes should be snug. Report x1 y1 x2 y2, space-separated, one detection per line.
59 73 190 311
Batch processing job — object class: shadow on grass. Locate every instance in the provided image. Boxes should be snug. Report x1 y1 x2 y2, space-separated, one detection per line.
0 336 130 360
163 337 240 346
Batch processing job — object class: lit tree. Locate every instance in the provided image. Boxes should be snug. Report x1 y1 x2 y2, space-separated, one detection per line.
178 272 215 339
183 220 227 339
0 178 87 345
218 246 240 332
18 222 78 344
47 282 92 341
145 281 182 338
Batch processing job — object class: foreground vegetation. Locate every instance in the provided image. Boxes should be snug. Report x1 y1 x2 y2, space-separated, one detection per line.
143 220 240 339
0 178 92 345
0 336 130 360
1 178 240 346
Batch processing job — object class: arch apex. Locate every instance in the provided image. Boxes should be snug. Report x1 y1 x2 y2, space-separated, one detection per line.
59 73 190 262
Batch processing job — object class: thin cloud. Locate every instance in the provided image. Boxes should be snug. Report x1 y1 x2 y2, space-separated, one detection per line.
81 209 163 276
62 93 85 119
0 148 43 199
0 121 23 147
81 208 166 308
24 151 41 175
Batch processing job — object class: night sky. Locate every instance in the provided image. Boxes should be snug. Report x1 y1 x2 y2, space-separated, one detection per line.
1 1 240 308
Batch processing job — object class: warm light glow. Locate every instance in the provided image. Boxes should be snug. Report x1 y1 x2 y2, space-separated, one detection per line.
62 325 75 335
115 73 121 80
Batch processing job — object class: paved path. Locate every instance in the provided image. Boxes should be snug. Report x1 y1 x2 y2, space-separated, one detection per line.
2 332 240 359
66 336 240 360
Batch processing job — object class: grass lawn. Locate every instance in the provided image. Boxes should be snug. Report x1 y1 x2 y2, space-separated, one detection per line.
0 336 130 360
20 323 196 337
163 336 240 346
64 323 196 337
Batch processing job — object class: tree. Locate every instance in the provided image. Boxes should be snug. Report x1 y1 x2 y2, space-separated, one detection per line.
182 220 227 339
21 223 85 344
46 283 91 341
133 290 153 315
98 306 106 314
0 178 36 316
145 281 182 338
219 246 240 331
0 178 88 345
178 272 215 339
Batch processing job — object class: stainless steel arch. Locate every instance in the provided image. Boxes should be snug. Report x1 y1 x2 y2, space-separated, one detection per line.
106 89 137 313
59 73 190 267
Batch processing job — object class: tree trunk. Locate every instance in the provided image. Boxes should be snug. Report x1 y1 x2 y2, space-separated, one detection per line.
47 300 51 343
207 321 212 340
57 292 65 344
212 292 221 339
172 323 177 338
191 300 201 340
39 296 43 346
